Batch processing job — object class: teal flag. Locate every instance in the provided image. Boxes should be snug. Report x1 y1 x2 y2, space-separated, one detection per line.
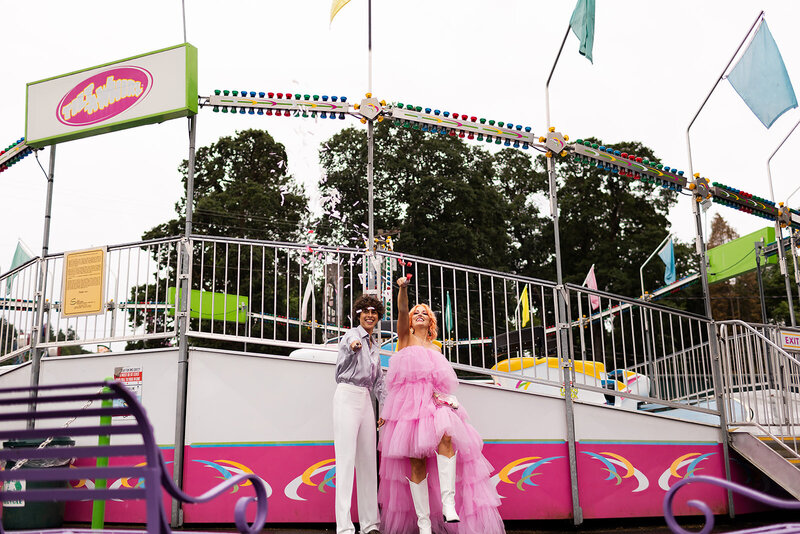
6 240 34 295
657 239 676 286
728 21 797 128
445 292 452 335
569 0 595 63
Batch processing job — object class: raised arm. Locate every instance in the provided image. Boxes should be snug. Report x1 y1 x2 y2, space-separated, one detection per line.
396 276 410 349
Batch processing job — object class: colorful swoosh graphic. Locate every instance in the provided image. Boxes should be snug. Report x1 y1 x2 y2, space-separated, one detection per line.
195 459 267 494
658 452 717 490
492 456 565 493
581 452 649 492
284 458 337 501
70 458 271 499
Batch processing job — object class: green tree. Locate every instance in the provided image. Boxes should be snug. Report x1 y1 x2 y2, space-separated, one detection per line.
317 121 545 270
706 214 762 322
144 129 308 241
529 138 683 299
128 129 310 351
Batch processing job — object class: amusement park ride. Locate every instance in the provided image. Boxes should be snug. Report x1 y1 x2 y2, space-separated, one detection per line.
4 87 800 242
2 11 800 530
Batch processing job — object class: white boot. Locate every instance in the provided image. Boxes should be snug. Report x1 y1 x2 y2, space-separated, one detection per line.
408 477 432 534
437 453 460 523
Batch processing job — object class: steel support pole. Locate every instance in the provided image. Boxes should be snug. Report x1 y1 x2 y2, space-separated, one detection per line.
28 145 56 428
171 114 196 527
792 230 800 311
774 224 796 326
691 199 735 517
547 154 583 526
364 120 377 294
755 241 768 324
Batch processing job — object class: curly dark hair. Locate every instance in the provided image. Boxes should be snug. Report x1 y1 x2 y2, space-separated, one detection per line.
352 294 385 323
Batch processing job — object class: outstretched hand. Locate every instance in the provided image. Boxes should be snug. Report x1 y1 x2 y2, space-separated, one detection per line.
396 276 409 288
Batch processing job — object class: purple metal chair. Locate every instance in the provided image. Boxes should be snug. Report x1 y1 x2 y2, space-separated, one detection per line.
664 475 800 534
0 380 267 533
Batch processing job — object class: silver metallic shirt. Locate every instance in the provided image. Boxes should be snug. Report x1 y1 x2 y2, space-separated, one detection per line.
335 325 387 404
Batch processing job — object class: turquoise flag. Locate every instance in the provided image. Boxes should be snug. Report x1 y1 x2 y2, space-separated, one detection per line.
569 0 595 64
728 21 797 128
445 292 452 335
6 240 34 295
657 239 676 286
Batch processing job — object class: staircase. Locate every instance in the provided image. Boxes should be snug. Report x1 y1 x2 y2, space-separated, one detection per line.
730 431 800 499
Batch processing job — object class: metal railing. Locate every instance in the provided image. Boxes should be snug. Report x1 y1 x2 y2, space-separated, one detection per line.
0 258 38 364
718 320 800 458
0 235 732 418
563 283 714 410
0 237 182 364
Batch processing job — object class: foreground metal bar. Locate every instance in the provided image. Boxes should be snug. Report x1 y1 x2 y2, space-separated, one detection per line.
28 144 56 428
172 114 197 528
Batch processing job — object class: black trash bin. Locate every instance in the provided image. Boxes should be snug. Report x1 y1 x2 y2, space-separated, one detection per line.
2 437 75 530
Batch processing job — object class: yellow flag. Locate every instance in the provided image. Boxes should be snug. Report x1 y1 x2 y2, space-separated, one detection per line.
330 0 351 23
521 285 530 327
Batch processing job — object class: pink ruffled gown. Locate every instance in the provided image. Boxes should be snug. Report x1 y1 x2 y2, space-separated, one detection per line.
378 346 505 534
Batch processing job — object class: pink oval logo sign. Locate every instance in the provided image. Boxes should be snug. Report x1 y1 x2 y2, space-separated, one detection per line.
57 67 153 126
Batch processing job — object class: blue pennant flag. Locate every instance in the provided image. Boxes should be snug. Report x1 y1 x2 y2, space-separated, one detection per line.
727 20 797 128
445 292 453 335
569 0 595 63
657 239 676 286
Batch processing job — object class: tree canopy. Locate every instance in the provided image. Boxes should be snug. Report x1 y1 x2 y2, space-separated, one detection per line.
317 124 688 299
143 129 308 242
130 129 310 352
316 121 545 271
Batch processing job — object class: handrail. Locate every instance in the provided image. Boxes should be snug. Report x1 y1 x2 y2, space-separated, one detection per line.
718 320 800 367
565 282 710 322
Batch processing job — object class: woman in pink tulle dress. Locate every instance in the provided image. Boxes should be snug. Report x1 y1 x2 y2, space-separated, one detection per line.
377 276 505 534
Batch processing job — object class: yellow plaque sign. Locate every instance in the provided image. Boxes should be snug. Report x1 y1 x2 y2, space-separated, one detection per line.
62 247 105 317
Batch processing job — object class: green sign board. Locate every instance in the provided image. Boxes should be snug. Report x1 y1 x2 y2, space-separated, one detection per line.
707 226 776 284
168 287 248 324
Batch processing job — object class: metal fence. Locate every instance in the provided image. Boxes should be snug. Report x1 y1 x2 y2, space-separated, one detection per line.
718 320 800 457
562 284 714 409
0 258 38 364
0 237 182 364
0 235 729 416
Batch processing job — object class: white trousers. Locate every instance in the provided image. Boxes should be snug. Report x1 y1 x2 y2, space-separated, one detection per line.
333 383 380 534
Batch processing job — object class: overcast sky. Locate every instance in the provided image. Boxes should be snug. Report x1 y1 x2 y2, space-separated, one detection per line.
2 0 800 277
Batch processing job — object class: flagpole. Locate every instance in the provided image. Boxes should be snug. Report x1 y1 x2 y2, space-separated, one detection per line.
544 18 583 527
367 0 372 94
686 11 764 182
766 117 800 327
365 0 376 293
639 233 671 298
685 10 764 322
545 26 571 130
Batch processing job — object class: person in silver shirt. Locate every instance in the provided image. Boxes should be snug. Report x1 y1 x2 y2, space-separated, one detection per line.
333 293 387 534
